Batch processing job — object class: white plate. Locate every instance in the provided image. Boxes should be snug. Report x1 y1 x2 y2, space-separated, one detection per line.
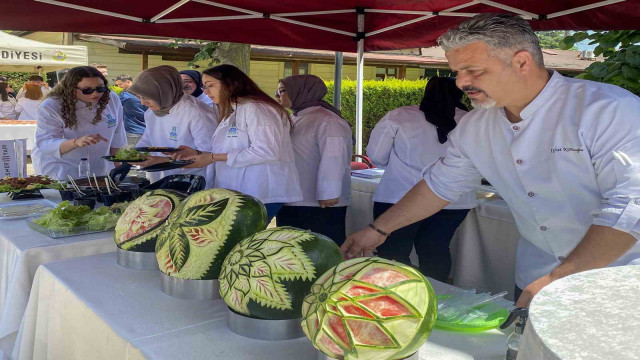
0 199 58 220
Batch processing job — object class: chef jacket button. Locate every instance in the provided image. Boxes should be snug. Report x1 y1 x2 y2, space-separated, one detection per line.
516 159 523 165
528 192 534 197
512 125 520 131
540 226 547 231
557 256 566 261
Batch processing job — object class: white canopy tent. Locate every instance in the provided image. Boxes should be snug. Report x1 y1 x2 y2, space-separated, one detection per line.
0 31 88 72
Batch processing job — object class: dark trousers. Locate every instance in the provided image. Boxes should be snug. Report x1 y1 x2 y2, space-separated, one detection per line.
373 202 469 282
514 285 523 304
276 205 348 246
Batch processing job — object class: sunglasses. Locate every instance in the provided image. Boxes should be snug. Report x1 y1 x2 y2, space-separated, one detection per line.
77 86 108 95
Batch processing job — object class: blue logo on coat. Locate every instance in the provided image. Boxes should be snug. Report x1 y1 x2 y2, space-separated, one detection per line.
169 126 178 141
106 114 117 128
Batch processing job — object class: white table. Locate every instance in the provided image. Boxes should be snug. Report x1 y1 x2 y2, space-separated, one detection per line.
347 176 520 300
13 252 510 360
0 123 37 152
519 266 640 360
0 191 116 359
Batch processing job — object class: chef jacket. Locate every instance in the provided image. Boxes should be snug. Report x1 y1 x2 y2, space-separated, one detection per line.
32 91 127 179
286 106 352 207
210 100 302 204
423 71 640 288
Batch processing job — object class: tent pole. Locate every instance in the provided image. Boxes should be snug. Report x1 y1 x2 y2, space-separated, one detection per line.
355 10 365 156
333 52 343 110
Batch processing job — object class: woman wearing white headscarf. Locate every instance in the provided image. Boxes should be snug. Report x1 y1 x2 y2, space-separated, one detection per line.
128 66 218 183
275 75 352 245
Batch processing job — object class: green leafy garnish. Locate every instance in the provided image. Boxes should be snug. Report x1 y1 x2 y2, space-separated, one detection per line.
114 146 148 161
34 201 120 231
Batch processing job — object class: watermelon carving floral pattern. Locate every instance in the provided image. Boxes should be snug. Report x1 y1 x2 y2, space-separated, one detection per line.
220 228 317 314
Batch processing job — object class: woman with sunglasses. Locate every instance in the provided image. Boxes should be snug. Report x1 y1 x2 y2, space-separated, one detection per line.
274 75 353 245
172 64 302 221
32 66 127 179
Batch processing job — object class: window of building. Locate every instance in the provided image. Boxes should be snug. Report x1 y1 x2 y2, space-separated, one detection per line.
375 67 398 80
284 61 309 77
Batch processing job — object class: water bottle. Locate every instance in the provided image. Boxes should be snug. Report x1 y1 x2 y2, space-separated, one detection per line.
78 158 90 179
500 308 528 360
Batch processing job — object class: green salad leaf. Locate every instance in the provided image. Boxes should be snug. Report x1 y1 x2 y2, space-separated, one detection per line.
33 201 120 231
115 146 148 161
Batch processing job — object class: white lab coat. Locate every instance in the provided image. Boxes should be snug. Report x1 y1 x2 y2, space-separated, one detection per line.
136 95 218 183
16 98 42 120
32 91 127 179
0 98 17 119
286 106 352 207
424 71 640 288
210 100 302 204
367 105 476 210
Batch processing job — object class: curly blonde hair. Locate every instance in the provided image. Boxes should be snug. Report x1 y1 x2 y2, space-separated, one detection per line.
48 66 110 129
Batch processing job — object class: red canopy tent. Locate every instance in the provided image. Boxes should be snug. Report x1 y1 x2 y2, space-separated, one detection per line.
1 0 637 152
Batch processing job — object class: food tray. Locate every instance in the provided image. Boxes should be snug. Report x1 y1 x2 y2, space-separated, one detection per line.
0 199 58 220
26 216 115 238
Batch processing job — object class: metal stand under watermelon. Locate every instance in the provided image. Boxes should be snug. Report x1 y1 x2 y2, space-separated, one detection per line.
117 248 159 270
160 272 221 300
227 307 306 340
317 351 420 360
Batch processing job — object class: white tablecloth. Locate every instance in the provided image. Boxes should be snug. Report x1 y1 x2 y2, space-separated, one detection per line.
13 252 510 360
0 191 116 359
519 266 640 360
347 177 520 300
0 124 37 152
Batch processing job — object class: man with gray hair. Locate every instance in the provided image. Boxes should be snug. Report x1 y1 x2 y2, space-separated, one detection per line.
342 13 640 307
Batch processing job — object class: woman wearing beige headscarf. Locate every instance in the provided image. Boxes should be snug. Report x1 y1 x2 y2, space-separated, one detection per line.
128 65 218 182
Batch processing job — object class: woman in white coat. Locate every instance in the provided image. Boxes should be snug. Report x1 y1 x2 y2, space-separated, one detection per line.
173 64 302 221
179 70 215 107
32 66 127 179
275 75 352 245
16 84 43 120
367 77 475 282
0 82 18 120
127 66 218 183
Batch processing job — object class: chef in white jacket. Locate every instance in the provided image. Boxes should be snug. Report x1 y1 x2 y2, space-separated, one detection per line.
366 77 476 282
32 66 127 179
343 14 640 308
173 64 302 221
274 75 352 245
128 66 218 183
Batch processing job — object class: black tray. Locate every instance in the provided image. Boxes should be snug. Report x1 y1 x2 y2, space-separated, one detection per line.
8 189 44 200
102 156 146 163
141 174 206 194
135 147 179 153
141 160 194 172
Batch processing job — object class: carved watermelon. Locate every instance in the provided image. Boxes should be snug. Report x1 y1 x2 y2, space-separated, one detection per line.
219 227 343 320
301 257 437 360
155 188 267 280
114 189 185 252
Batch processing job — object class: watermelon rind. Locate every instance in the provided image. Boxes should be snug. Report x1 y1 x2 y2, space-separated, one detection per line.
155 188 268 280
114 189 185 252
301 257 437 360
219 226 343 320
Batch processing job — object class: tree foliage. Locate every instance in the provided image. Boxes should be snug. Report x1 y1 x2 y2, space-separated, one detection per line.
536 31 576 50
561 31 640 94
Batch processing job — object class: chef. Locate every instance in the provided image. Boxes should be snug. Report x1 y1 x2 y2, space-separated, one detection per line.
342 13 640 307
172 64 302 221
365 77 476 282
128 66 218 183
274 75 353 245
180 70 215 107
32 66 127 180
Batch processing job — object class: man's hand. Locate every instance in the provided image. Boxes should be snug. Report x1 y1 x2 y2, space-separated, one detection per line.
319 198 339 208
136 155 170 168
340 226 387 259
515 274 554 308
171 145 198 160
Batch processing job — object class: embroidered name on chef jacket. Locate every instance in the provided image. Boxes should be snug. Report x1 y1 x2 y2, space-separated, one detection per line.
169 126 178 141
106 114 117 128
550 146 584 154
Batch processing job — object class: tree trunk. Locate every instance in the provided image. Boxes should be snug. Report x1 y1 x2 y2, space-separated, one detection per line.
214 43 250 73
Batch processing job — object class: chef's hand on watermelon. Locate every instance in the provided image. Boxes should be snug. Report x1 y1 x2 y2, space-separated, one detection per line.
341 226 385 259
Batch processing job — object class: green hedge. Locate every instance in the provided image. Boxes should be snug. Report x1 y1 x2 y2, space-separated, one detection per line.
0 72 32 89
324 78 428 149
